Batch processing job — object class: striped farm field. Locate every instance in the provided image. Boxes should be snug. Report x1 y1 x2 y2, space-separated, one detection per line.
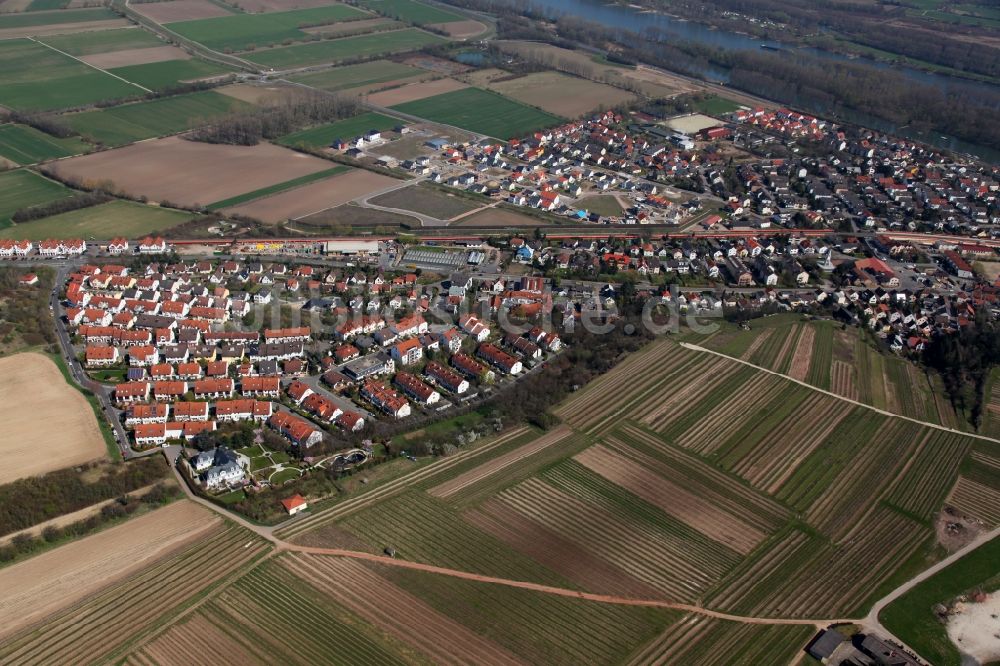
805 419 925 539
279 425 533 539
0 123 88 165
830 359 859 401
574 443 768 554
947 475 1000 526
428 425 576 501
282 554 526 665
0 526 270 665
806 323 834 389
379 562 678 666
774 410 888 513
199 559 417 665
625 615 814 666
883 430 971 521
716 391 850 493
982 368 1000 438
338 490 568 584
707 506 927 618
127 611 267 665
491 467 742 601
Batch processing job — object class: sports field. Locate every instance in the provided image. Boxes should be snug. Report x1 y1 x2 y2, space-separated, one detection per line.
288 59 425 93
38 27 163 55
355 0 462 23
107 59 234 90
278 111 398 148
0 200 197 240
391 86 563 139
0 169 73 226
247 28 444 68
0 38 142 111
166 4 367 51
0 124 88 165
66 90 248 145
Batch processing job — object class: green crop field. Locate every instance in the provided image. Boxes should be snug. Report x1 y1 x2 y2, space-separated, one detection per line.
210 166 349 209
0 200 197 240
356 0 462 24
25 0 71 10
391 87 563 139
0 169 74 227
166 5 367 51
278 111 398 148
0 7 117 29
66 90 248 145
39 27 163 55
288 59 423 92
0 39 142 111
0 124 88 165
247 28 444 68
108 59 235 90
882 536 1000 666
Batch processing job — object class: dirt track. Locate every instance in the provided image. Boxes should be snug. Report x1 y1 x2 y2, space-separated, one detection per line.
0 352 106 484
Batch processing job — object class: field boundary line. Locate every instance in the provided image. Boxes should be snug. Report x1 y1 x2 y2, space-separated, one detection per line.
679 342 1000 444
29 37 153 94
290 546 849 626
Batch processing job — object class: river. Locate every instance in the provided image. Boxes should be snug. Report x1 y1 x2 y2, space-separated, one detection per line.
516 0 1000 160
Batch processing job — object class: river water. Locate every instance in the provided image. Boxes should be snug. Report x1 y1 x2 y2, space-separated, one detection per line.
518 0 1000 160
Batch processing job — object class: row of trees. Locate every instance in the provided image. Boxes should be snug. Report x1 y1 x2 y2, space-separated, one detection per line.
0 457 171 537
188 92 361 146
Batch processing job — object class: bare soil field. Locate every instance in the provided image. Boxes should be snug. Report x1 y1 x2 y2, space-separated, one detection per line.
490 71 635 118
367 77 468 106
80 45 190 69
138 612 260 665
453 207 550 227
232 0 341 11
225 169 398 222
787 325 815 381
427 19 487 38
134 0 233 22
216 81 313 105
49 136 333 208
0 0 32 11
0 18 128 39
0 500 220 641
0 353 105 484
947 592 1000 665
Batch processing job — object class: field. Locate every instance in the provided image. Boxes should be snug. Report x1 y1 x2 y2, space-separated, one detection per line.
223 168 400 222
277 111 399 148
367 76 468 105
0 7 117 31
48 135 334 207
576 194 625 217
0 38 143 111
106 58 234 90
0 200 197 240
628 616 814 665
133 0 234 23
246 27 445 69
356 0 462 24
666 112 725 134
207 165 349 209
881 535 1000 666
391 86 563 139
65 90 248 146
0 353 106 484
453 206 552 227
287 58 425 93
0 521 269 664
369 182 480 220
38 27 164 56
0 500 219 641
166 5 367 51
488 71 636 118
0 169 74 226
0 124 88 165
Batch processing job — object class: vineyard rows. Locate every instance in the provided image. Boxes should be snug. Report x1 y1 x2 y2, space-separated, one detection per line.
282 554 521 666
625 614 814 666
0 527 268 666
884 430 971 521
948 476 1000 526
380 561 677 665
